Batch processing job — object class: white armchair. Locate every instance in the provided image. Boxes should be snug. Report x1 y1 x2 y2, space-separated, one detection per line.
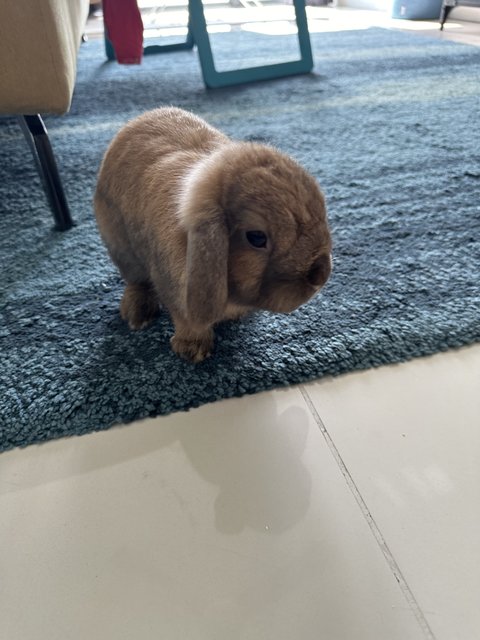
0 0 89 229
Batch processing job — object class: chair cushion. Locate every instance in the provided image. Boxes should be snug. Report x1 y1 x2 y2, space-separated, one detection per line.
0 0 89 115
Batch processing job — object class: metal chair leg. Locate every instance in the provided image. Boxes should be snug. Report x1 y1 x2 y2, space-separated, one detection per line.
440 0 457 30
18 115 74 231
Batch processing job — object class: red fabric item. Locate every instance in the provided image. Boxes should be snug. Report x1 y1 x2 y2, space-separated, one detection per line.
103 0 144 64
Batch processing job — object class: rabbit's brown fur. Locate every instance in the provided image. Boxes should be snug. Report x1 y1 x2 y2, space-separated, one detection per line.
94 107 332 362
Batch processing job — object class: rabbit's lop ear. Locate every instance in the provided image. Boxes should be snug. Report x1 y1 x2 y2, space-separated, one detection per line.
186 212 229 328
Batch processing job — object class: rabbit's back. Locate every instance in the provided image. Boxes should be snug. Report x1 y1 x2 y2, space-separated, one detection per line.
94 108 229 306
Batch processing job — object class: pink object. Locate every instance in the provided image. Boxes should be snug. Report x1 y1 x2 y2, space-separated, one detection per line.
103 0 144 64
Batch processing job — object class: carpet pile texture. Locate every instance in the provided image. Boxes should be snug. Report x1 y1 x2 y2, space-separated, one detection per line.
1 27 479 450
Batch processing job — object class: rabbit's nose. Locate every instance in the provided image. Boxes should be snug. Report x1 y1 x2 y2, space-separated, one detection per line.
307 253 332 287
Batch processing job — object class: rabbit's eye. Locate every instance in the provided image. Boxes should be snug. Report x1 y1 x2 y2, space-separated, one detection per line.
246 230 267 249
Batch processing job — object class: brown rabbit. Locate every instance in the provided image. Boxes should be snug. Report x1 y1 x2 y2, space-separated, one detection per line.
94 107 332 362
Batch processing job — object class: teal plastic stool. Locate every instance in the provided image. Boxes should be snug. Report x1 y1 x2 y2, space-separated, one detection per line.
188 0 313 88
106 0 313 89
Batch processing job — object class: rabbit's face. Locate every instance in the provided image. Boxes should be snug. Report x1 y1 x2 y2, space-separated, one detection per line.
181 141 332 327
225 161 332 313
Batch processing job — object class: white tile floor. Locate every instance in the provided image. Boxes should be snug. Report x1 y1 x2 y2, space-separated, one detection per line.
2 7 480 640
1 345 479 639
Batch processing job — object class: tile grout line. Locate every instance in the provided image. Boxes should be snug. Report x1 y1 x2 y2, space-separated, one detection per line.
299 384 436 640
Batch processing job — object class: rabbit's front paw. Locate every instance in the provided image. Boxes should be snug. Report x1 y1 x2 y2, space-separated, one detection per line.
170 333 213 363
120 283 159 330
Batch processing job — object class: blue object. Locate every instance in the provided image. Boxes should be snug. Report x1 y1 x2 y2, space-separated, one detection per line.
105 0 313 88
391 0 444 19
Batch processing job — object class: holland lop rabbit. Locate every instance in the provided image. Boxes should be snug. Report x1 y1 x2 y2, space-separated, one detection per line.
94 107 332 362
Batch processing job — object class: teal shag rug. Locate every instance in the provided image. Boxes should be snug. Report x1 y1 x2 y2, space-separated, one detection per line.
1 27 479 451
